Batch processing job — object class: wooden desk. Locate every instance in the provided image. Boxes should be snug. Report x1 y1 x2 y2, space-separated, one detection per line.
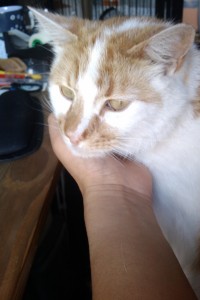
0 109 61 299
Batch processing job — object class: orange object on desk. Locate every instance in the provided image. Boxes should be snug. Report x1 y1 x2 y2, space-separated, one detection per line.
0 71 42 80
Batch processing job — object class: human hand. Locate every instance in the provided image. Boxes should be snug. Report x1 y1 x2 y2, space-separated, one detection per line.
48 113 152 199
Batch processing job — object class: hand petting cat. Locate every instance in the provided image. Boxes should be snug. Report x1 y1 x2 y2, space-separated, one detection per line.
48 113 196 300
48 113 152 199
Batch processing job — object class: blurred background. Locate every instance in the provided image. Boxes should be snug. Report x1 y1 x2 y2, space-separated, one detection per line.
3 0 185 21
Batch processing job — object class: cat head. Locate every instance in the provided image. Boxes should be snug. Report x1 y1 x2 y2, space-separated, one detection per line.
31 8 195 158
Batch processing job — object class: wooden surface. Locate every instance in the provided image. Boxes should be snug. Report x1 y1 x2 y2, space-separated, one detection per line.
0 109 61 300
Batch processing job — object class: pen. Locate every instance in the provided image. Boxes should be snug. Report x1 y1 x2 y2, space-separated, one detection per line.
0 71 42 80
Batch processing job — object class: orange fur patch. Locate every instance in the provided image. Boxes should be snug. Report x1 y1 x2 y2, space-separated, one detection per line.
51 17 166 145
84 117 117 151
192 100 200 117
192 237 200 272
61 110 117 151
49 17 167 111
192 86 200 117
62 100 84 134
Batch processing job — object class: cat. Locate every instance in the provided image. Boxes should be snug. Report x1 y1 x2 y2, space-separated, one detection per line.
31 8 200 297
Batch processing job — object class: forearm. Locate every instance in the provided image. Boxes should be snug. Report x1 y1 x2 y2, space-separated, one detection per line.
83 186 196 300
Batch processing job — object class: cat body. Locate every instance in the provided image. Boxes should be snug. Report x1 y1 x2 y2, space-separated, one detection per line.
139 120 200 293
32 8 200 297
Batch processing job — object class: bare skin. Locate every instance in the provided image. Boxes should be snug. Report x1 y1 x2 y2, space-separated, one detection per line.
48 113 197 300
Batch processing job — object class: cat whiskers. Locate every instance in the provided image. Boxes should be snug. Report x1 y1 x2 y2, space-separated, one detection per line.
41 93 53 113
34 44 54 56
109 146 129 161
109 152 122 163
41 122 59 131
108 150 135 168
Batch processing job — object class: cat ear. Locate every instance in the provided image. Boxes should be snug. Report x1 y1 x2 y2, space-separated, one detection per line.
144 24 195 73
29 7 77 51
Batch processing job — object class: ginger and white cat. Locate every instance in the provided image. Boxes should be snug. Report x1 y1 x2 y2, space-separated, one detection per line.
32 8 200 297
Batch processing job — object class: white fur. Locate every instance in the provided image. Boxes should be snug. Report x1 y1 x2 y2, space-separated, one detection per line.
140 120 200 295
116 18 159 33
77 39 102 117
73 39 104 138
49 84 70 117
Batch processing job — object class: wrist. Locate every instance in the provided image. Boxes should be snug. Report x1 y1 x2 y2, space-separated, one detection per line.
77 163 152 201
82 184 152 217
83 183 152 201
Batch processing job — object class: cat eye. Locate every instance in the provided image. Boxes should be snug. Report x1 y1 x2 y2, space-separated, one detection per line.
60 86 75 101
105 99 129 111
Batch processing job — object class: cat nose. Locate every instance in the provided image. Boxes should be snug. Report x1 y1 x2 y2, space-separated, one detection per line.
66 131 83 145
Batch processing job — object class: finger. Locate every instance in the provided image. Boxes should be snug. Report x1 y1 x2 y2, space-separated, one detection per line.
47 113 106 187
48 113 80 170
48 113 67 158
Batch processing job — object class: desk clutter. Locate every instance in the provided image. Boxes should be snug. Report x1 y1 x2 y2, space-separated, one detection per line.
0 5 54 161
0 5 53 94
0 57 50 93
